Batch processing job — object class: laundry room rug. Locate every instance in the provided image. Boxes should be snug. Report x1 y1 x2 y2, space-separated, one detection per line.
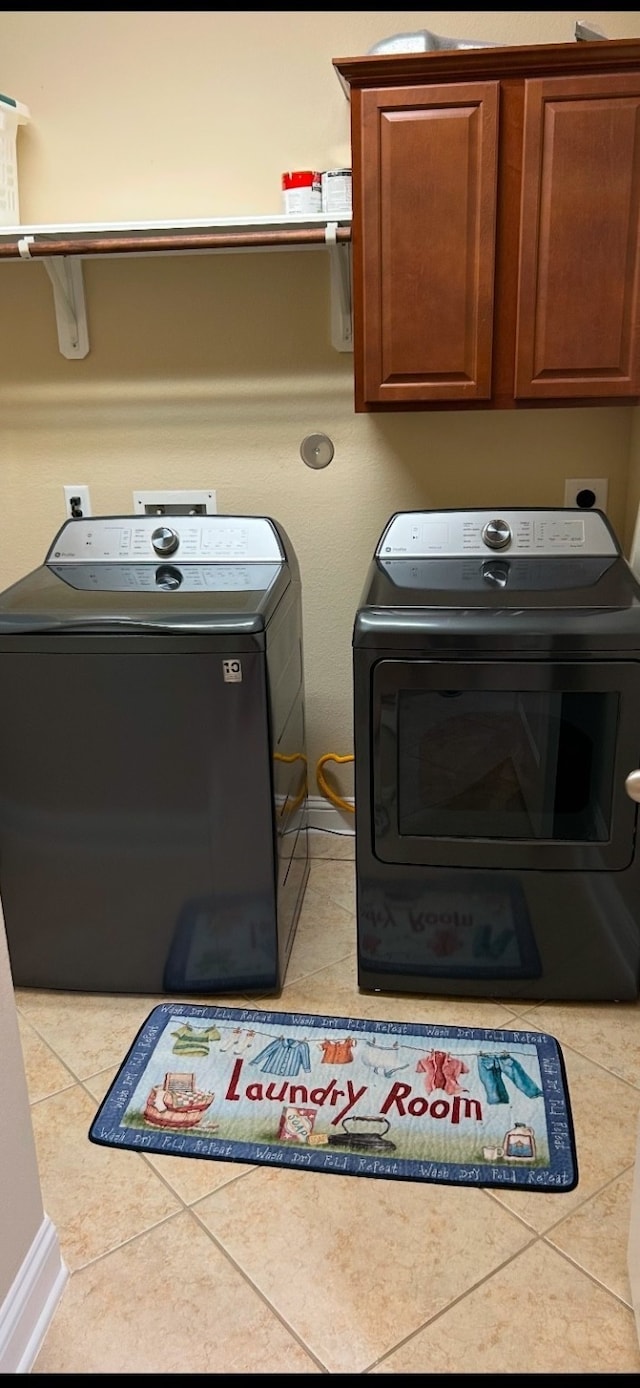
88 1003 577 1192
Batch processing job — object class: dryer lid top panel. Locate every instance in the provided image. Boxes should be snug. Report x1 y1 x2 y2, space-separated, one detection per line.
355 552 640 618
375 509 620 559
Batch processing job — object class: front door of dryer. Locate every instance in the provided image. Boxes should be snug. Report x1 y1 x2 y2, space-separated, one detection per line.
372 659 640 872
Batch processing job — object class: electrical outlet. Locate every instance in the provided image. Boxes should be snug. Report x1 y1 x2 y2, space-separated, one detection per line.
133 489 217 516
563 478 608 512
63 485 92 519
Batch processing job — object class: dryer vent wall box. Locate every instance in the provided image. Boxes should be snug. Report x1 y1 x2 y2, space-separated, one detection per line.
133 490 217 516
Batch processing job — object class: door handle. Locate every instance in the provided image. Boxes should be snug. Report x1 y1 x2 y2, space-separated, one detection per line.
625 770 640 802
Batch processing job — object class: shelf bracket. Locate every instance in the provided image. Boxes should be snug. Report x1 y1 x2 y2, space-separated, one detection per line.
41 253 90 359
325 223 353 352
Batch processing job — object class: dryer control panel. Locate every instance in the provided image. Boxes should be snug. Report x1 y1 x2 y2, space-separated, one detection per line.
376 509 619 558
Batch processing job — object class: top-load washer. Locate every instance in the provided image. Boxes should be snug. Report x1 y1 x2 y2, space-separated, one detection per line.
0 513 309 995
353 507 640 1001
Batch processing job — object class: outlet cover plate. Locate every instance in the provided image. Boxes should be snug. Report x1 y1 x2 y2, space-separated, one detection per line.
133 489 217 516
63 484 92 519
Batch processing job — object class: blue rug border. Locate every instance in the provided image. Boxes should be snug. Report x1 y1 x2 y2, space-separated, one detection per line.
88 1003 578 1192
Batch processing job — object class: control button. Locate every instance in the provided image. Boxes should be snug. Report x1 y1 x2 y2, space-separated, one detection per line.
482 560 510 588
482 518 512 551
151 526 179 556
155 564 182 591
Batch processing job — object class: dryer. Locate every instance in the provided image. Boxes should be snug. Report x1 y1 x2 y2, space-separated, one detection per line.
0 514 309 994
353 507 640 1001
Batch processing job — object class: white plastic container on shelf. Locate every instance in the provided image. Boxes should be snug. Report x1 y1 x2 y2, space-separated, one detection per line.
0 93 30 226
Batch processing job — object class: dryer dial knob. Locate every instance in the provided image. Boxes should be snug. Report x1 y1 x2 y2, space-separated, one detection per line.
151 526 179 555
482 518 512 550
482 560 510 588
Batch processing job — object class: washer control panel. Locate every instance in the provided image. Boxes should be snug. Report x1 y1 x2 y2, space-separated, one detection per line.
376 509 619 558
47 515 286 564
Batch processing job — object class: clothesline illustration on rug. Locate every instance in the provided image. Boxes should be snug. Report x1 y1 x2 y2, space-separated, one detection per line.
170 1021 544 1096
185 1022 546 1062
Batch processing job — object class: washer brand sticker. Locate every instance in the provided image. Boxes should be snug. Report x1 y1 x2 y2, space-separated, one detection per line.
222 659 242 683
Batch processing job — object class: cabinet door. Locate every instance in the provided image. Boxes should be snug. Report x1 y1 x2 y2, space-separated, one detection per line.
355 82 499 408
516 73 640 400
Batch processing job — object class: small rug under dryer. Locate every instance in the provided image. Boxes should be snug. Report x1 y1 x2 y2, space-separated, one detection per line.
88 1003 578 1192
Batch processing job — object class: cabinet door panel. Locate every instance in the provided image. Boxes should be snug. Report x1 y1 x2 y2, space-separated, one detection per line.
357 82 499 406
516 73 640 399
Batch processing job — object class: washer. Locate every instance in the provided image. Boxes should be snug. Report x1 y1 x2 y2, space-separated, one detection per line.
353 507 640 1001
0 514 309 995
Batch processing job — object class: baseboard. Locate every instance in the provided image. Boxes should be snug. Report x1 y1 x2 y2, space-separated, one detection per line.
307 794 355 837
0 1215 69 1373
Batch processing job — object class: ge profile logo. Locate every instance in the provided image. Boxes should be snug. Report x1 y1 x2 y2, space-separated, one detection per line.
222 659 242 683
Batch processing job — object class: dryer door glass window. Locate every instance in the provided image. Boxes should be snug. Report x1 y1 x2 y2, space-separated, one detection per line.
397 687 616 841
373 660 638 871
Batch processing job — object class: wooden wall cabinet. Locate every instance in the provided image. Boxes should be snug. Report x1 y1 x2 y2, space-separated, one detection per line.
334 39 640 411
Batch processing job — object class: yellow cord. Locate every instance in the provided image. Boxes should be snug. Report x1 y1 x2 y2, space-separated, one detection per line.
316 752 355 813
273 752 307 814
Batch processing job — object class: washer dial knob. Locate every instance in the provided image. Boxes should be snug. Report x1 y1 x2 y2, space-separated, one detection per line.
151 526 179 556
482 518 512 551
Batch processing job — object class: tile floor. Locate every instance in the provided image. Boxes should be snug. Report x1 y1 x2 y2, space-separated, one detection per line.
15 831 640 1373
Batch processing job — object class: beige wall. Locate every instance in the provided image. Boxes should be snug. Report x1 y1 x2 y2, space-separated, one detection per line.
1 11 640 792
